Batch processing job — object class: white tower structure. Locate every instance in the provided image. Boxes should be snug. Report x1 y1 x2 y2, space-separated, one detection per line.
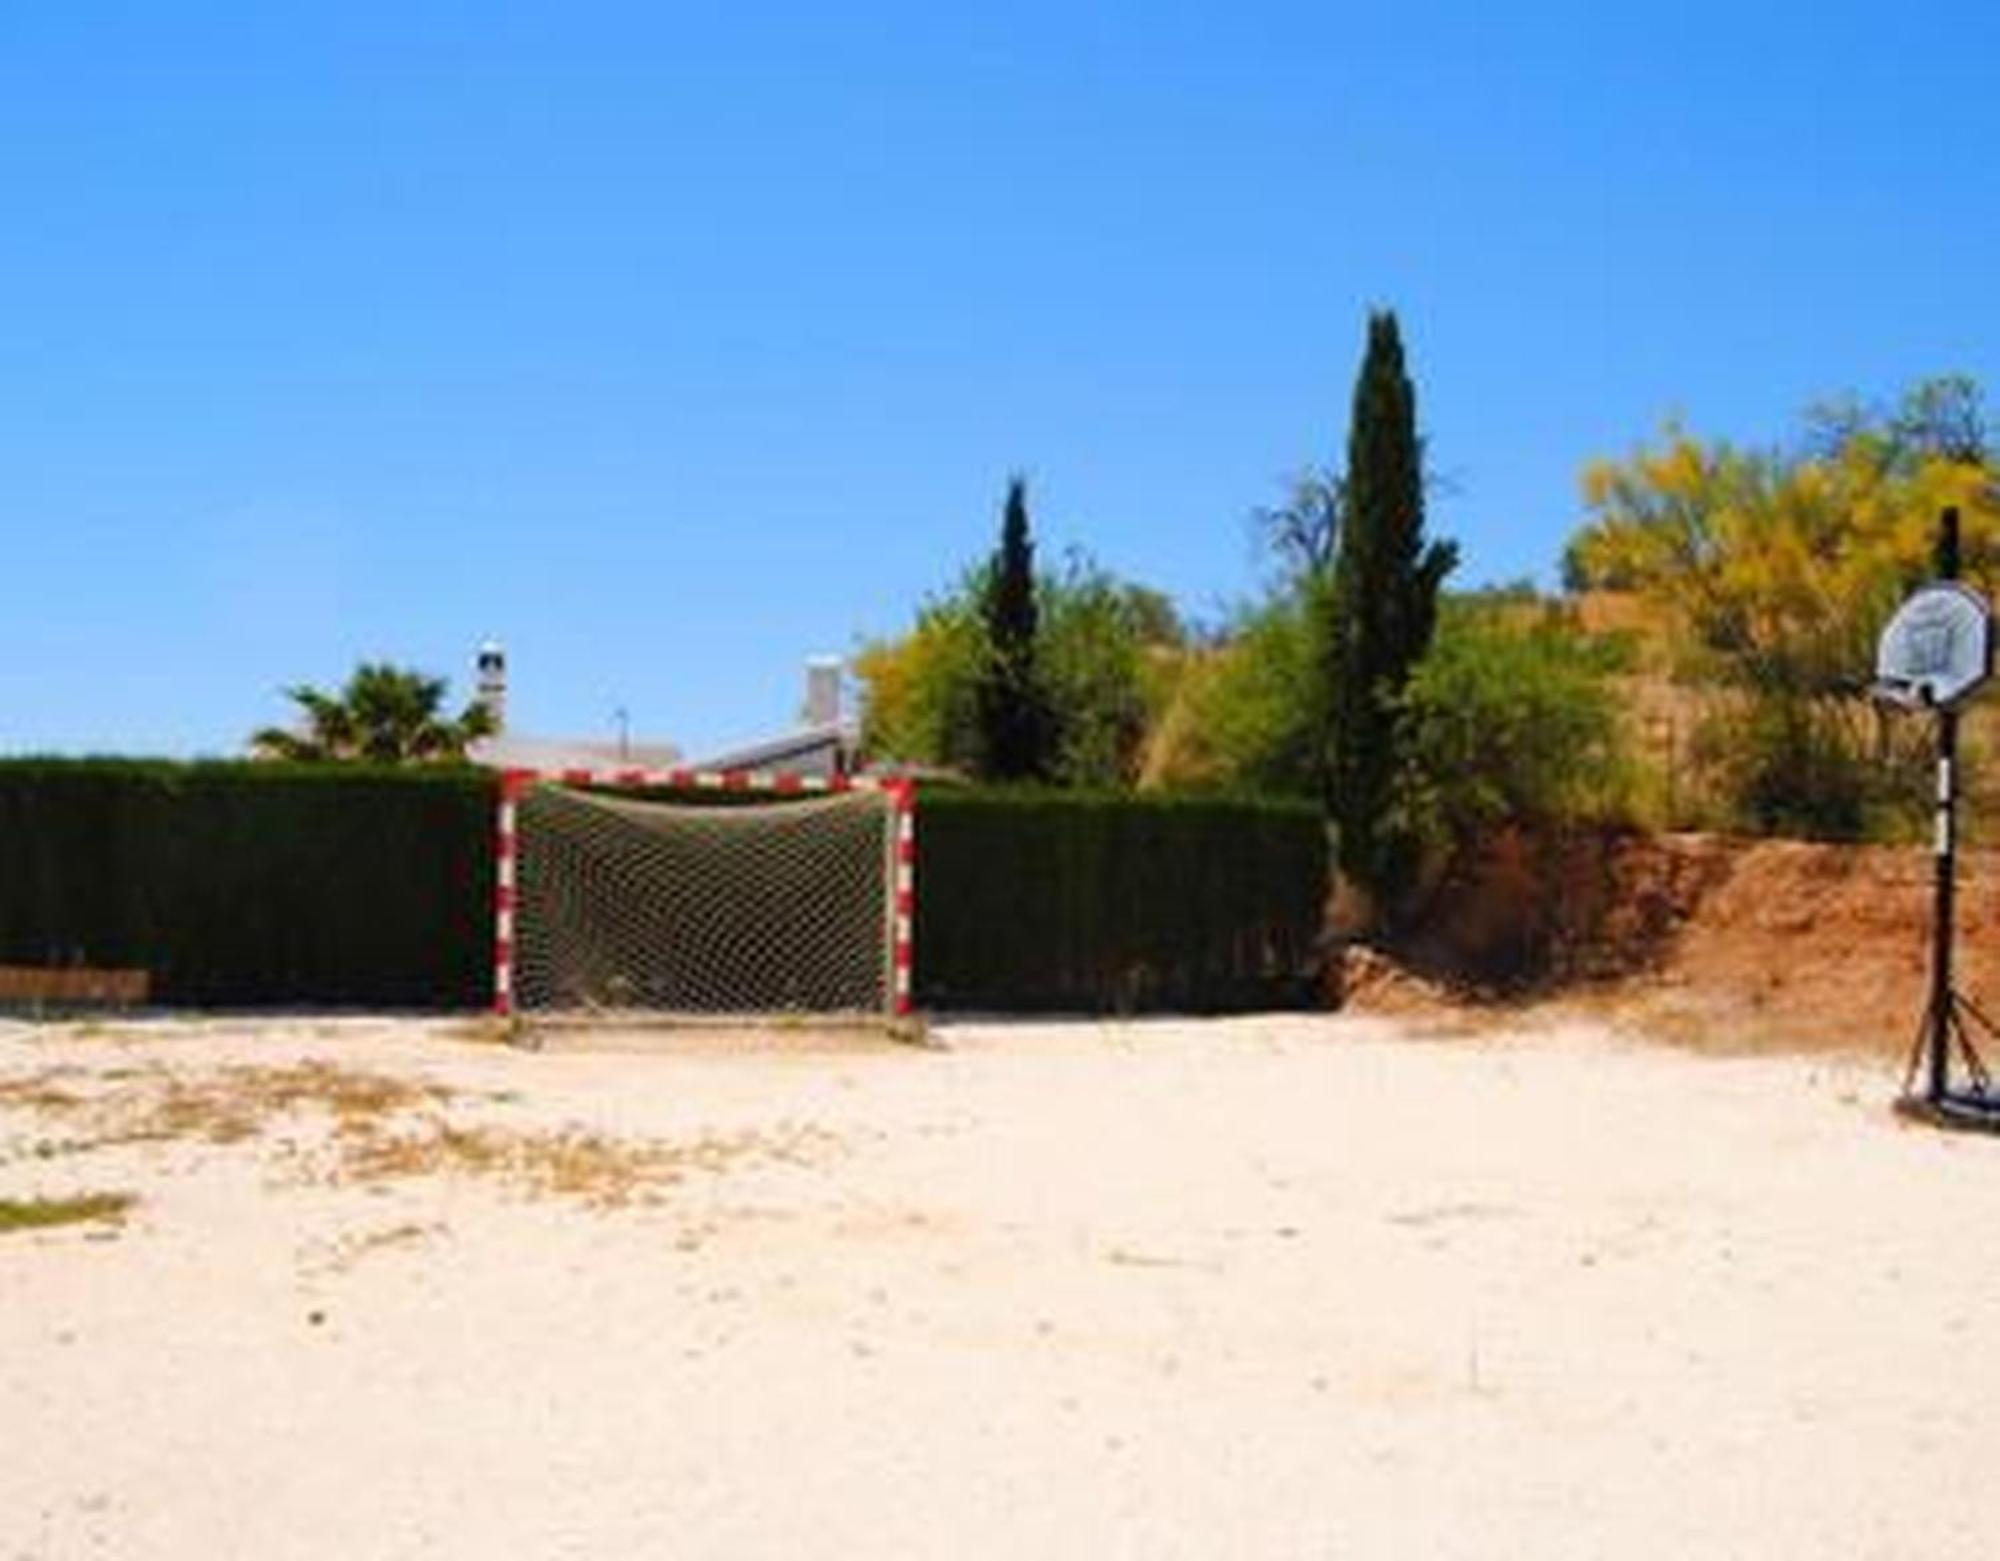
804 655 843 727
476 640 507 732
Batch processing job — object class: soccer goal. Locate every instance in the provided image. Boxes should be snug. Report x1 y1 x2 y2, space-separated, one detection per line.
493 769 915 1025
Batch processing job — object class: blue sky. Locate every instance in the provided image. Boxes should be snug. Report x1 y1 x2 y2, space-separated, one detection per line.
2 2 1995 757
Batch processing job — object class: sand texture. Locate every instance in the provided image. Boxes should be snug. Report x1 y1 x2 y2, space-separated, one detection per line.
3 1013 1996 1558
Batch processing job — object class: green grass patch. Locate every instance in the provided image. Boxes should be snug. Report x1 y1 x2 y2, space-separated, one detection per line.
0 1191 136 1233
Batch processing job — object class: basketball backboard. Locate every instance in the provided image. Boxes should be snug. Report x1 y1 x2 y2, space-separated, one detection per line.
1875 581 1993 710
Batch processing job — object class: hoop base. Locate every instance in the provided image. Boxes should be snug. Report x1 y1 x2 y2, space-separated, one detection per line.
1895 1090 2000 1135
1899 987 2000 1133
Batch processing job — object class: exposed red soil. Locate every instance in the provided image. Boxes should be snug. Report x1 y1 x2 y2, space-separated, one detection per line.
1339 829 2000 1060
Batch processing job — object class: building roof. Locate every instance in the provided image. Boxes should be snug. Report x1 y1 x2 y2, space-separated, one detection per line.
468 734 683 774
684 721 854 776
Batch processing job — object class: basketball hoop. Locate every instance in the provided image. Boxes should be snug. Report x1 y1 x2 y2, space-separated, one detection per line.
1879 510 2000 1131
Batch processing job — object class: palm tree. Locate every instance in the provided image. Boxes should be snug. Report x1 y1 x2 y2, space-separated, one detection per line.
251 662 496 764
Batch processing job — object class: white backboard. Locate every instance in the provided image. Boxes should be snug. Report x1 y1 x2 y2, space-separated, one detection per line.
1875 581 1993 709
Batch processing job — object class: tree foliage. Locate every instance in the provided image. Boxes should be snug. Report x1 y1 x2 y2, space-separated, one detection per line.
857 551 1183 790
1563 377 1996 838
1040 561 1180 787
1565 383 1996 693
1326 311 1457 900
251 663 495 765
853 594 986 776
1396 600 1634 852
1139 585 1326 796
975 478 1056 782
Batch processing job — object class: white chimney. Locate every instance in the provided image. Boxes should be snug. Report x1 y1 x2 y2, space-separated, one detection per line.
804 655 843 727
476 640 507 732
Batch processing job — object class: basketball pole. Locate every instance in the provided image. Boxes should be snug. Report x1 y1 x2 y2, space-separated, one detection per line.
1900 504 1999 1124
1924 507 1961 1106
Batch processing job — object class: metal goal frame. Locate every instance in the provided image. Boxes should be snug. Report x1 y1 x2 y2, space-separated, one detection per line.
492 766 916 1022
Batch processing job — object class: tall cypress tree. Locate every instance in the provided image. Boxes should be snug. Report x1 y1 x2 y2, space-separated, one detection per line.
1326 311 1457 905
977 476 1054 782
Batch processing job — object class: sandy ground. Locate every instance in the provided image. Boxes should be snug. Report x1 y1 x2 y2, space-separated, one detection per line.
3 1013 1997 1559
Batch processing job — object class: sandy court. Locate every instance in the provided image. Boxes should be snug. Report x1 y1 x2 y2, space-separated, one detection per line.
3 1012 1997 1558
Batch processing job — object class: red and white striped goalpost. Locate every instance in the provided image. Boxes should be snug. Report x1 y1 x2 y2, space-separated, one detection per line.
492 767 916 1022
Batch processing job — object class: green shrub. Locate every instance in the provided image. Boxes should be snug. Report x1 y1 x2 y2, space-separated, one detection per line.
1395 603 1635 855
1689 694 1931 843
1140 586 1327 797
913 789 1325 1012
0 760 495 1007
857 554 1184 789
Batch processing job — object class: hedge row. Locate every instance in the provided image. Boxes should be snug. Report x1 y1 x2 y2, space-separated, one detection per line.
0 765 1326 1014
0 760 494 1007
913 789 1327 1013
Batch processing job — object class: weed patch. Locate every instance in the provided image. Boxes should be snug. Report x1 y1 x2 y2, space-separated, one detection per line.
0 1191 135 1233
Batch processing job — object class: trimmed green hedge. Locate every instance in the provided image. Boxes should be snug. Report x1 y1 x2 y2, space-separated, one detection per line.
913 789 1326 1013
0 765 1324 1015
0 760 495 1008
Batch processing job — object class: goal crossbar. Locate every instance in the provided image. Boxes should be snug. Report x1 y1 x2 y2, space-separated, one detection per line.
493 768 915 1022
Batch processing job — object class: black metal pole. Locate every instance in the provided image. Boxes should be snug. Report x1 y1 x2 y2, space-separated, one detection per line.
1931 706 1957 1102
1928 506 1963 1104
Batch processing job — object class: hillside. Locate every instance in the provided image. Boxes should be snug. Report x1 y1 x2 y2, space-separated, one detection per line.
1345 828 2000 1063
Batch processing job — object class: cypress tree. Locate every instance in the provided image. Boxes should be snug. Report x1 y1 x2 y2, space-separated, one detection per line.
976 476 1054 782
1326 311 1457 906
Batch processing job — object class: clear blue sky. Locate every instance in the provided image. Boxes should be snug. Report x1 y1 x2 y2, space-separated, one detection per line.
3 2 1995 757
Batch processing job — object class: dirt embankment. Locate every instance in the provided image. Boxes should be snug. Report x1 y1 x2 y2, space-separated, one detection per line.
1342 828 1997 1059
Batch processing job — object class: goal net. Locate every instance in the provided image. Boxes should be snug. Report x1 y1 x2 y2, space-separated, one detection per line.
504 782 901 1019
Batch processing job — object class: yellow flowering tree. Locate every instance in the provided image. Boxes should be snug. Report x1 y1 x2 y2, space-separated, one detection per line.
1563 378 1996 837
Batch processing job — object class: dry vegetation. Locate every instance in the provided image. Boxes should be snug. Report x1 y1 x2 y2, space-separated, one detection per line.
333 1118 836 1207
0 1050 837 1210
0 1189 135 1233
1 1059 454 1152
